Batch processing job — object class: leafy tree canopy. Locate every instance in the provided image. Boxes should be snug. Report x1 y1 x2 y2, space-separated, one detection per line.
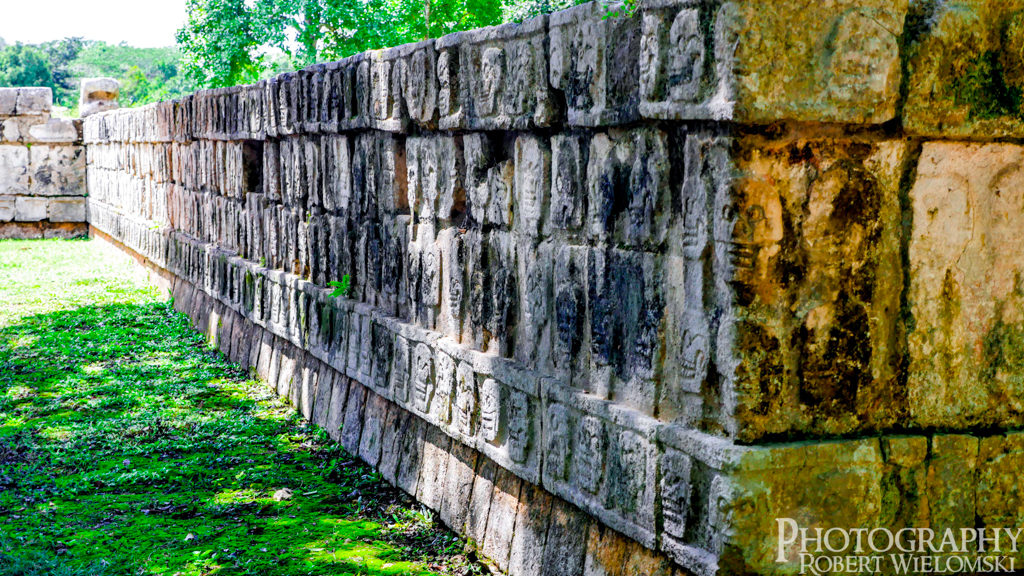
175 0 584 88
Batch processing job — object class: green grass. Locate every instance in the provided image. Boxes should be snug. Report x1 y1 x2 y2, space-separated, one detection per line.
0 239 482 576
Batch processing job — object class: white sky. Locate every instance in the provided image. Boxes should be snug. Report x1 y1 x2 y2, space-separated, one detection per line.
0 0 188 48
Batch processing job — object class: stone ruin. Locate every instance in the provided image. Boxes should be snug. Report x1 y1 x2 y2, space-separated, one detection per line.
8 0 1024 573
0 87 86 238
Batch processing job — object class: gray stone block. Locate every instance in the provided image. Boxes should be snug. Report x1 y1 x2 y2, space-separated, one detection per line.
47 197 86 222
14 196 46 221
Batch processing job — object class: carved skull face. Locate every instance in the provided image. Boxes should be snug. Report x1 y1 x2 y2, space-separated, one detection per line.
480 378 501 442
660 450 693 538
576 416 604 494
434 352 454 424
506 390 531 463
679 327 709 391
437 51 454 116
545 404 570 481
422 248 440 306
480 47 505 116
407 51 428 120
390 336 410 403
668 8 704 103
455 362 476 436
617 431 647 513
412 343 434 413
722 183 784 275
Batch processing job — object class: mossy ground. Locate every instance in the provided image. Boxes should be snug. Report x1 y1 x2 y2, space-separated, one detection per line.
0 239 483 576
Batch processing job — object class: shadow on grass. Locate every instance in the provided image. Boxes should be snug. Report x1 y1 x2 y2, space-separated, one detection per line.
0 301 477 576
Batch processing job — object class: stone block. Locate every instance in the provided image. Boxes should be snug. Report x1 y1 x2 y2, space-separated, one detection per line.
725 439 885 574
47 197 86 222
0 89 16 115
908 142 1024 429
541 497 589 576
550 1 641 126
0 195 13 222
30 145 86 196
16 87 52 115
905 0 1024 138
28 118 79 143
724 135 908 441
482 466 522 572
14 196 46 221
729 0 906 123
437 15 555 130
0 145 29 195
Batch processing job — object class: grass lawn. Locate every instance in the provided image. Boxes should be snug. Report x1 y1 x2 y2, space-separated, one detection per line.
0 239 481 576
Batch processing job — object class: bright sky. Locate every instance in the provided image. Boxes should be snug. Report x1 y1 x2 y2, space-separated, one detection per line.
0 0 188 48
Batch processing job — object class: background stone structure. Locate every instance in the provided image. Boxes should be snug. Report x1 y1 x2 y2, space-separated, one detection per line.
69 0 1024 574
0 87 87 238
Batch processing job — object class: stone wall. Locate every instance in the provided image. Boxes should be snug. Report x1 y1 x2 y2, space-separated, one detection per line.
79 0 1024 574
0 87 87 238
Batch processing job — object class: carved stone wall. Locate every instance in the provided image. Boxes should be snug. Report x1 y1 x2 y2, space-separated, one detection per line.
0 87 87 238
79 0 1024 574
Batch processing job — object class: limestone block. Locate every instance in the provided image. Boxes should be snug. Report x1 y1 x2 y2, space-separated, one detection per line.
0 89 16 115
30 145 86 196
639 0 906 123
437 15 555 130
407 135 463 224
0 195 13 222
541 497 589 576
587 248 663 413
977 433 1024 528
660 133 729 427
394 40 439 129
586 127 670 247
0 145 30 195
365 48 408 133
905 0 1024 138
723 135 908 441
724 439 885 574
28 118 80 143
513 134 550 237
908 142 1024 429
79 78 119 118
550 2 641 126
16 87 52 115
15 196 47 221
47 197 86 222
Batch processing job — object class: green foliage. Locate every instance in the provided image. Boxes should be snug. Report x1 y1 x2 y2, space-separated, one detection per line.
0 43 53 91
0 38 198 112
328 275 352 298
69 42 199 108
0 239 481 576
176 0 510 87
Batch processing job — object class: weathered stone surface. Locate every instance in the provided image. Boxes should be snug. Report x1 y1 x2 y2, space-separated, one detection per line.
905 0 1024 138
80 78 120 118
0 146 29 195
47 197 86 222
16 87 52 115
908 142 1024 429
550 2 641 126
725 134 908 441
14 196 46 221
30 145 86 196
0 195 13 222
724 0 908 123
28 118 79 143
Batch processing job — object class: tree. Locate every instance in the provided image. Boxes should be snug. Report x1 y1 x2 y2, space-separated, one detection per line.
175 0 276 87
176 0 504 88
0 43 53 89
41 37 85 107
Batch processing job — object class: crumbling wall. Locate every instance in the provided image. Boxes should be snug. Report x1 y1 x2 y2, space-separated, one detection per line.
0 87 86 238
79 0 1024 574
